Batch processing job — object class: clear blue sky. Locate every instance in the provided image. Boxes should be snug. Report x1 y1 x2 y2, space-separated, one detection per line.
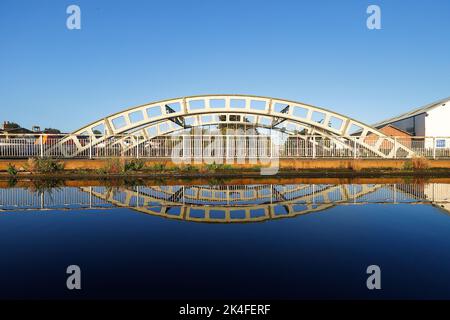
1 0 449 132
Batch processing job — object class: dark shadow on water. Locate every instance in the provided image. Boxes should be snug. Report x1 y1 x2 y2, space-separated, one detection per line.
0 179 449 299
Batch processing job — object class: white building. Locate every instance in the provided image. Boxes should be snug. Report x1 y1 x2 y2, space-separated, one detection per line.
373 96 450 148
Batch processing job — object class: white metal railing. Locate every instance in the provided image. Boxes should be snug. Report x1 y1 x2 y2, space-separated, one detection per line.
0 133 449 159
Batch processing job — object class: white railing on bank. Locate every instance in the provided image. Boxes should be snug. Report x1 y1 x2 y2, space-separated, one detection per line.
0 133 449 159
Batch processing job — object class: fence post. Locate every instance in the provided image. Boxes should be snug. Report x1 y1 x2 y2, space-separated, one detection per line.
89 135 92 159
226 135 230 161
433 137 436 159
40 134 44 158
393 137 397 159
312 135 316 159
136 136 140 159
269 133 275 159
182 135 186 160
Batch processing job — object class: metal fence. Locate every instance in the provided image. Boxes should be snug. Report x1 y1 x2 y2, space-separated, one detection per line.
0 134 449 159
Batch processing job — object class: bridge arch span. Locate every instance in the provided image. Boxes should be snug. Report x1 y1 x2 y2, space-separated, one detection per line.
61 94 414 158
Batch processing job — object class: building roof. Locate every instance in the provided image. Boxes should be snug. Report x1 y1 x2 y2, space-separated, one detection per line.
377 124 413 136
373 96 450 129
0 127 33 134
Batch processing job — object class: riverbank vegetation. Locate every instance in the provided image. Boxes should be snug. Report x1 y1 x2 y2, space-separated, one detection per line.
23 157 65 174
1 156 450 179
93 159 235 175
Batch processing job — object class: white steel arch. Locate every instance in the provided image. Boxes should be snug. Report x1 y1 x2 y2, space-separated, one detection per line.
59 94 415 158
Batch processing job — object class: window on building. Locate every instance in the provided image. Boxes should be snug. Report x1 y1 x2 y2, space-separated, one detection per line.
436 139 446 148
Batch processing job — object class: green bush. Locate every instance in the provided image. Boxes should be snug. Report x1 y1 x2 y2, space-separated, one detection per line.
149 163 166 172
95 158 122 174
204 162 233 172
402 160 413 171
124 159 146 172
27 158 64 173
403 157 429 171
182 164 199 172
6 163 18 176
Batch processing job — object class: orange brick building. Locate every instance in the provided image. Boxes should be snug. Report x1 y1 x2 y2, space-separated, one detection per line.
365 124 413 149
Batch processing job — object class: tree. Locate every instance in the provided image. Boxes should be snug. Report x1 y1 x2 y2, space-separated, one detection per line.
3 122 20 129
43 128 61 134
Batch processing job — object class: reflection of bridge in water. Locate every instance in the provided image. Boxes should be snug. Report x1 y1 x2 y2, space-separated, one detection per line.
0 184 449 223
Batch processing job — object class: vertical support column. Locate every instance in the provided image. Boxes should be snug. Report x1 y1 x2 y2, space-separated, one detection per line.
433 137 436 159
312 135 316 159
208 135 212 161
89 135 93 159
182 135 186 160
353 136 357 159
136 136 140 159
270 135 273 159
226 135 230 163
40 134 44 158
393 137 397 159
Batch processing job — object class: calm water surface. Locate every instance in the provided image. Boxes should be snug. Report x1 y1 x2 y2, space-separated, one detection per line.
0 181 449 299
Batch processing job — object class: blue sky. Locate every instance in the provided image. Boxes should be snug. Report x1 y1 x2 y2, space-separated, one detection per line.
0 0 449 132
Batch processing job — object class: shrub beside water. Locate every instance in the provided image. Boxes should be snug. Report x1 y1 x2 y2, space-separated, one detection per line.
98 158 147 174
148 163 166 172
124 159 145 172
412 157 429 170
403 160 413 170
27 158 64 173
98 158 123 174
6 163 18 176
403 157 429 171
181 164 199 172
204 162 233 172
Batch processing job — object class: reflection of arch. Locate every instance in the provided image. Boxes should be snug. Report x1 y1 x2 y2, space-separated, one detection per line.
80 184 384 223
2 184 449 222
57 95 415 158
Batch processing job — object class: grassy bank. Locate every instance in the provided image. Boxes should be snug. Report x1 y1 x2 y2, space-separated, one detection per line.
1 157 450 180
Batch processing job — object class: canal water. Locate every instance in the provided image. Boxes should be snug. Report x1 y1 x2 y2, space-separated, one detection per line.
0 181 449 299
